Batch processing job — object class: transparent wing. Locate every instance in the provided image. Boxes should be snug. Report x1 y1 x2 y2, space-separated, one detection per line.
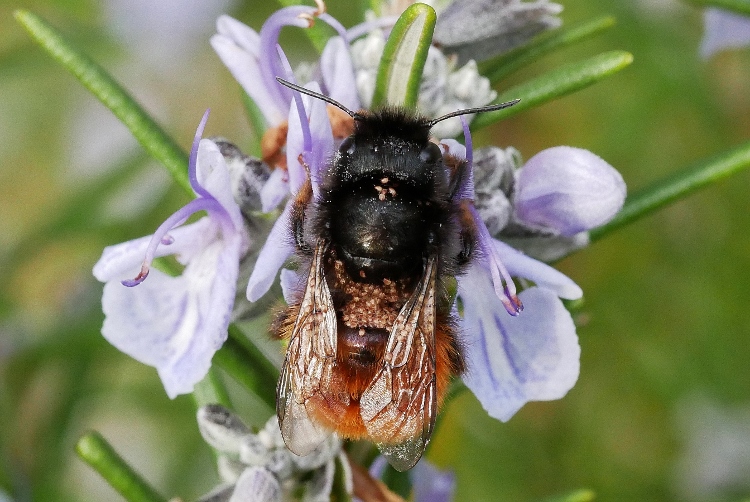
277 240 338 456
359 256 438 471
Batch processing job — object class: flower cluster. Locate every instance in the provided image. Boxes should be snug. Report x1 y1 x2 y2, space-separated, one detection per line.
196 405 350 501
92 0 627 498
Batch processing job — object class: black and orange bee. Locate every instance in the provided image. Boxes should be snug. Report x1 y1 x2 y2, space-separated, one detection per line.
273 78 518 471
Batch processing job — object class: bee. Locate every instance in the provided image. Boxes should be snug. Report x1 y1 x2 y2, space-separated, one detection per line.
273 78 518 471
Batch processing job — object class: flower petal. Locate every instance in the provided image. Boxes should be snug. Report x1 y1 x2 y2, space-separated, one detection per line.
459 267 580 422
514 146 626 236
260 168 290 213
700 7 750 59
93 218 216 282
493 238 582 300
320 36 361 111
258 7 318 115
285 81 334 193
101 232 241 398
197 404 252 455
212 16 286 127
229 467 282 502
246 203 295 302
198 138 245 231
279 268 302 304
411 460 455 502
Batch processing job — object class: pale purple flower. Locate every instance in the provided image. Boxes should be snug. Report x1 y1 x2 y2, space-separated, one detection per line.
411 460 456 502
365 456 455 502
700 7 750 59
92 111 248 398
513 146 626 237
458 270 580 421
246 77 333 302
453 120 609 422
211 6 358 213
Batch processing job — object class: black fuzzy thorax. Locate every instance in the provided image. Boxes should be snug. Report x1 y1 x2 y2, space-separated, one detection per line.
311 107 464 286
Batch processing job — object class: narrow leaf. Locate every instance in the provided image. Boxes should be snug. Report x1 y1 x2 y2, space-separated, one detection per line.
76 432 168 502
371 3 436 108
480 16 617 83
381 464 412 499
684 0 750 15
541 489 596 502
14 10 191 195
471 51 633 130
590 140 750 241
192 368 233 410
241 89 266 158
212 325 279 409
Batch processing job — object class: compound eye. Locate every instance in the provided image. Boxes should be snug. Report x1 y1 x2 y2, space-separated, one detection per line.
419 142 443 165
339 136 356 156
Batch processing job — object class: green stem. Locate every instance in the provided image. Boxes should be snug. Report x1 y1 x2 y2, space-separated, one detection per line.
192 367 233 410
14 10 192 195
684 0 750 15
590 140 750 241
480 15 617 83
471 51 633 130
541 489 596 502
381 464 412 499
212 325 279 409
76 432 168 502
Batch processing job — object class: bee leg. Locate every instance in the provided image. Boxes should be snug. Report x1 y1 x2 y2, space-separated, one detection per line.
291 179 314 255
456 200 478 266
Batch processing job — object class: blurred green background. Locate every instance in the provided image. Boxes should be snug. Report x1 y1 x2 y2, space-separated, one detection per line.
1 1 750 501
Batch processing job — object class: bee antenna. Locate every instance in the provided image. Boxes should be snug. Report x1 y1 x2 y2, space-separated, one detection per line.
275 77 358 118
426 99 521 128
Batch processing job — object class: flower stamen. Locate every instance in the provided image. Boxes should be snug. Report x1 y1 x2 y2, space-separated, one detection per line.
121 110 235 287
121 197 225 287
459 116 522 315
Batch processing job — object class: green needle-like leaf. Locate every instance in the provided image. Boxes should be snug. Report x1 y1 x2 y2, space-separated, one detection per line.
541 489 596 502
381 464 412 499
330 455 354 502
590 140 750 241
471 50 633 130
193 368 233 410
76 432 168 502
684 0 750 15
480 16 617 83
371 3 436 108
212 325 279 410
14 10 192 195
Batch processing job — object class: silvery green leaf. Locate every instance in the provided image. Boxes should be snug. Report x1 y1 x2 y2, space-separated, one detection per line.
213 139 271 217
229 467 282 502
265 449 293 479
197 405 251 455
239 434 270 467
476 191 512 235
291 435 341 471
474 146 522 197
301 459 335 502
501 230 590 263
259 415 286 449
219 455 249 483
434 0 563 64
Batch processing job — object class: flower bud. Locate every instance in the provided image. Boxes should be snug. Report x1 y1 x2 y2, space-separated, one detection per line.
514 146 626 236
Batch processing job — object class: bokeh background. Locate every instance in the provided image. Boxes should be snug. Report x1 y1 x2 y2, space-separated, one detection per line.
1 1 750 501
